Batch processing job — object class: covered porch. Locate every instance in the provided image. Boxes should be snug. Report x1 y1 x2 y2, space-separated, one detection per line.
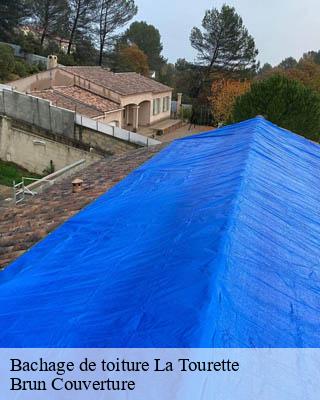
122 101 151 132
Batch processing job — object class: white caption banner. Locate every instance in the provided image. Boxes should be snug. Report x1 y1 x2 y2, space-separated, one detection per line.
0 349 319 399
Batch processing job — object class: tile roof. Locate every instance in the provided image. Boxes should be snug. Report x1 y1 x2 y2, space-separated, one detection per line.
0 145 165 270
56 86 121 112
32 86 121 118
62 66 172 95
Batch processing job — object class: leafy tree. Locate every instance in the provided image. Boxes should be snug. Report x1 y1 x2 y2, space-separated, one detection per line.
16 32 42 55
158 62 175 87
262 59 320 93
67 0 98 55
258 63 273 77
0 0 31 41
122 21 165 72
73 36 99 65
114 44 149 75
278 57 298 70
284 59 320 92
230 74 320 141
0 44 15 81
173 58 203 104
211 78 251 124
302 50 320 65
96 0 137 66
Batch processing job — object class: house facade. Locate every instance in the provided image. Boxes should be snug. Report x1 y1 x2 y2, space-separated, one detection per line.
10 63 173 132
20 26 76 54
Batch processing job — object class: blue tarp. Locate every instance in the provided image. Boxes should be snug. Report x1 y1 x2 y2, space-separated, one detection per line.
0 117 319 348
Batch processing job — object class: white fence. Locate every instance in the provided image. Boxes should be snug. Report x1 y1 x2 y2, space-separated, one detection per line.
75 114 161 147
0 87 75 137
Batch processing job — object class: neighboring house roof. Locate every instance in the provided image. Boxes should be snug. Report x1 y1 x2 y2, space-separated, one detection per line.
0 117 319 348
0 145 164 270
62 66 172 96
21 25 71 45
32 85 121 118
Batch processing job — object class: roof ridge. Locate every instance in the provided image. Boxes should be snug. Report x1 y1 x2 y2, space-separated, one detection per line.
210 118 260 250
63 65 103 68
60 66 123 96
59 66 172 95
198 118 262 345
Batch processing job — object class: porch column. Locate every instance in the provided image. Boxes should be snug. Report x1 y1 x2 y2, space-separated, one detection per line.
132 105 140 132
126 105 130 125
177 93 183 117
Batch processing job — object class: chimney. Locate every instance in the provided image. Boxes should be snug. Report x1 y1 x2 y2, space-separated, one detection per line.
72 178 83 193
47 55 58 70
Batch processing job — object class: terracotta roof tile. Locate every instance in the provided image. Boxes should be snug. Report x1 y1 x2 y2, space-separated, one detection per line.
0 145 166 270
32 89 100 118
32 86 121 118
55 86 121 112
63 66 172 95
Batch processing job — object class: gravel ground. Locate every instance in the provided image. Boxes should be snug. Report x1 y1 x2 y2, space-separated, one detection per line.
0 184 12 201
161 124 214 142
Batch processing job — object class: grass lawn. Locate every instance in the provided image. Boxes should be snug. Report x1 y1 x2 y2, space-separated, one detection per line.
0 160 42 187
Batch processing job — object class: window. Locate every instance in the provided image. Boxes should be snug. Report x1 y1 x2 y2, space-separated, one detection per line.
153 99 156 115
163 96 170 112
153 98 161 115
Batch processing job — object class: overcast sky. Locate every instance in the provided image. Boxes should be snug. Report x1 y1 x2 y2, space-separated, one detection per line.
133 0 320 66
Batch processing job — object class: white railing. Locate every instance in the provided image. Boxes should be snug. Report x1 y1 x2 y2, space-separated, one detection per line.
75 114 161 147
12 160 87 204
0 83 13 92
13 177 52 204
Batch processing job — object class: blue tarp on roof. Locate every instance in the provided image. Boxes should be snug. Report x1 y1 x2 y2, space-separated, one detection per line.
0 117 319 348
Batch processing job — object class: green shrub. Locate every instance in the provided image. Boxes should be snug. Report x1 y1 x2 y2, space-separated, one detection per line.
13 60 29 77
230 74 320 141
27 62 45 75
0 44 15 81
0 160 41 187
183 107 192 122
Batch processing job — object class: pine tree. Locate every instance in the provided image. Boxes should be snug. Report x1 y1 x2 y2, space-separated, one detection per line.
30 0 69 45
96 0 137 66
188 5 258 124
67 0 98 55
191 5 258 75
0 0 31 41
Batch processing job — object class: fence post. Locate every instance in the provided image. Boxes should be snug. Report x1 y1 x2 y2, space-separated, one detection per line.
34 97 37 126
2 90 5 115
49 103 52 132
12 181 16 204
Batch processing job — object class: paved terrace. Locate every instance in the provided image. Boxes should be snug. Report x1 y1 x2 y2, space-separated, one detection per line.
0 145 165 269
